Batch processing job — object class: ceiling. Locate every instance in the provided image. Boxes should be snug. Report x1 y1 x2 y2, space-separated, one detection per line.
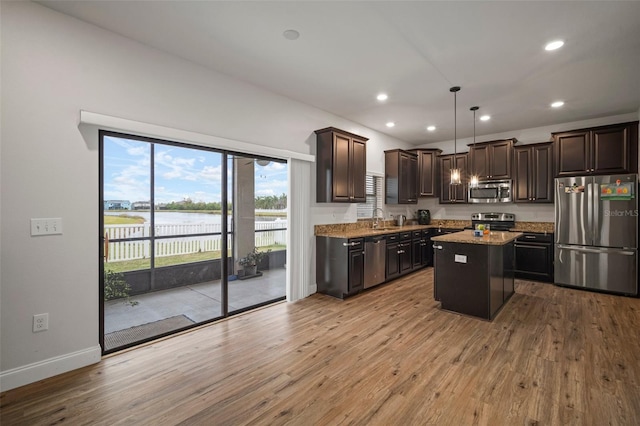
37 1 640 145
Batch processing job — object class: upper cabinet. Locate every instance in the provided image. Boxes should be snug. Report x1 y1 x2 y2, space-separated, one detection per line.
513 142 554 203
315 127 368 203
408 148 442 197
438 153 468 203
553 122 638 177
468 138 516 180
385 149 418 204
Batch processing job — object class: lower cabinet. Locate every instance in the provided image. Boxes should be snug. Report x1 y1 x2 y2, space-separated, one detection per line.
514 233 554 282
385 234 400 280
386 233 413 278
348 244 365 293
317 228 435 299
412 230 432 269
316 236 364 299
412 231 423 268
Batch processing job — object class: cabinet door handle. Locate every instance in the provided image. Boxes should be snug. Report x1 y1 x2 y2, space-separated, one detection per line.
342 242 360 247
433 244 443 250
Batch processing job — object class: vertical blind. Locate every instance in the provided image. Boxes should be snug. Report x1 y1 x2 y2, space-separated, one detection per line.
357 175 384 218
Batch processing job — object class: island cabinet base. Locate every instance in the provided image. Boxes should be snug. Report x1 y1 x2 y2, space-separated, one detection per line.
435 241 515 320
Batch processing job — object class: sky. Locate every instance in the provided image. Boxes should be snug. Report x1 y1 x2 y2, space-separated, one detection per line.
103 135 288 204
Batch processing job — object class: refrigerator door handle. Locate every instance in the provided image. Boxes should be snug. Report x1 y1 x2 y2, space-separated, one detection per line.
592 182 599 243
556 244 636 256
585 183 596 244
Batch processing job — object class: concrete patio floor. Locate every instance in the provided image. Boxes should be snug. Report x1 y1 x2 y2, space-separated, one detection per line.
104 267 286 350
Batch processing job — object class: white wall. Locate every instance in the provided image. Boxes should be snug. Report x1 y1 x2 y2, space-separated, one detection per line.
0 2 412 390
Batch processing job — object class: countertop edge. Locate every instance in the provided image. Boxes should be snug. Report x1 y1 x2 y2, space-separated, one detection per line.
431 230 523 245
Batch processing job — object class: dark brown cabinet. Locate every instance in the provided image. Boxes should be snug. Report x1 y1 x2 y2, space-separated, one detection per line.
316 236 364 299
411 230 431 269
438 153 468 203
385 234 400 280
513 142 554 203
553 122 638 177
408 148 442 197
385 150 418 204
386 232 412 279
468 138 515 180
315 127 368 203
348 246 365 293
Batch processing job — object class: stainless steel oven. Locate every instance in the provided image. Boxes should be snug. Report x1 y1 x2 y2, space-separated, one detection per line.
468 180 512 203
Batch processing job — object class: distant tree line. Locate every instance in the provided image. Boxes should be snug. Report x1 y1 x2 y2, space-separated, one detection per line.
255 194 287 210
163 200 225 211
162 194 286 211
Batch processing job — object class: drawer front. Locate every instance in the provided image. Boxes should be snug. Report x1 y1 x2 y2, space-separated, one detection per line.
413 231 422 238
400 231 412 240
348 238 364 250
386 234 399 243
517 233 553 243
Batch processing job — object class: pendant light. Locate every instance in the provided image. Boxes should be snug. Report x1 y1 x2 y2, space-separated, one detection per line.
469 106 480 188
449 86 461 185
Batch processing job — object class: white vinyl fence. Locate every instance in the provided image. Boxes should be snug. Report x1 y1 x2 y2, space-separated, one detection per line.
105 220 286 263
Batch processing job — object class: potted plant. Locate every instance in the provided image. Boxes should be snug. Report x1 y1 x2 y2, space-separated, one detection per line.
238 247 271 277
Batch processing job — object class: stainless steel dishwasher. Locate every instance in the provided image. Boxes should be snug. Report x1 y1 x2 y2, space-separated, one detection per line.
364 235 386 288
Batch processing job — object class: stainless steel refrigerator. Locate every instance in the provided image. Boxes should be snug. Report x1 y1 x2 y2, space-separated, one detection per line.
555 174 638 295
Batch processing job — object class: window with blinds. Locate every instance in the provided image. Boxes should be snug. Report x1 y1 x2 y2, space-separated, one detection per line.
357 175 384 218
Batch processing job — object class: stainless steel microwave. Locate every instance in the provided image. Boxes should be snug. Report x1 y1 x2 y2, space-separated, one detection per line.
468 180 512 203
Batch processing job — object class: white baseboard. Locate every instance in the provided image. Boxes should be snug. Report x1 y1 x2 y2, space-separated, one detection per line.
0 345 101 392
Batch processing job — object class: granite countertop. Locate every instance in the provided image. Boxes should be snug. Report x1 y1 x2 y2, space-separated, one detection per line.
315 224 433 239
314 219 553 239
431 230 523 246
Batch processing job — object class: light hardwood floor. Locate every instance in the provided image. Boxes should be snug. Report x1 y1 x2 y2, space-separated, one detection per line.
2 268 639 425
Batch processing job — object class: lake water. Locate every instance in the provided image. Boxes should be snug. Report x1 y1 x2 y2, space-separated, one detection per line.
104 211 285 225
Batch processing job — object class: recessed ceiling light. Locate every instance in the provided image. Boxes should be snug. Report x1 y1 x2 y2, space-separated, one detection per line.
480 115 491 121
545 40 564 51
377 93 388 101
386 122 395 128
427 125 436 132
283 29 300 40
551 101 565 108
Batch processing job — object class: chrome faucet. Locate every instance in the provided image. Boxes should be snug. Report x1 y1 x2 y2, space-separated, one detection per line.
372 208 385 229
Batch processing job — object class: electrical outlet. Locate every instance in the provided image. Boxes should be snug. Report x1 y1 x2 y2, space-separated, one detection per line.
33 313 49 332
30 218 63 236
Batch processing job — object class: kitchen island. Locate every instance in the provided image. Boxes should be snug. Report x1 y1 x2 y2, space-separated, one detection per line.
432 230 522 320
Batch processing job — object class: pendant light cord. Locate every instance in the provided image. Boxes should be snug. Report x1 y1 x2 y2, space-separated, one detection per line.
471 106 479 172
454 90 457 156
450 86 460 156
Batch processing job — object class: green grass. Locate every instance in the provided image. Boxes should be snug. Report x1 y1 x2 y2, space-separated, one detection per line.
104 214 146 225
104 244 286 273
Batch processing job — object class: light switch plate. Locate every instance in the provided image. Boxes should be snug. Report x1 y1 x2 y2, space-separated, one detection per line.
30 218 63 236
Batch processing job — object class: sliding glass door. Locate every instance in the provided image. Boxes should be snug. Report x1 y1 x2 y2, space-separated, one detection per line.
228 154 288 312
100 131 286 353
